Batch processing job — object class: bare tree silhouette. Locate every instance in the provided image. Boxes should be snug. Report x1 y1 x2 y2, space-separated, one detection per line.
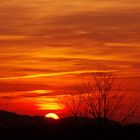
62 70 137 124
61 90 84 125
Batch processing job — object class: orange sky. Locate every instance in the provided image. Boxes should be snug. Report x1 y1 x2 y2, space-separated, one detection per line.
0 0 140 118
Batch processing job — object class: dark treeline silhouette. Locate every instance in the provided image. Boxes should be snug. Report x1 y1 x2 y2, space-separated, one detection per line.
0 110 139 140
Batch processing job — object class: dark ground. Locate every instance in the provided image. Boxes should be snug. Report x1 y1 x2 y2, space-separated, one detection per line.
0 110 139 140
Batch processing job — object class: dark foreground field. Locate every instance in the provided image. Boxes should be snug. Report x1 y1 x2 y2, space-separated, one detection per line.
0 110 139 140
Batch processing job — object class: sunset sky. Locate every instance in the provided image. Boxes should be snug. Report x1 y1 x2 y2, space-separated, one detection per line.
0 0 140 118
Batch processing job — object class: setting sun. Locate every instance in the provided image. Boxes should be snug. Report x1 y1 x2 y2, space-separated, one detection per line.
45 113 59 120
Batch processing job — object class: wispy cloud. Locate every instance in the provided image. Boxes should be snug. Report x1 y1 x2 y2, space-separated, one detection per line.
0 69 119 80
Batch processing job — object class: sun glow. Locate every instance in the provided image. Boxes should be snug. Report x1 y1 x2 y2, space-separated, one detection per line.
45 113 59 120
37 96 64 110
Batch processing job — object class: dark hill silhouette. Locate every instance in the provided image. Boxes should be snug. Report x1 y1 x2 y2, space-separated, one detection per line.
0 110 139 140
0 110 47 129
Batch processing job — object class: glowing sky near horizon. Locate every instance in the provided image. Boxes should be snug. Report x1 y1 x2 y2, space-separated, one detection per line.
0 0 140 117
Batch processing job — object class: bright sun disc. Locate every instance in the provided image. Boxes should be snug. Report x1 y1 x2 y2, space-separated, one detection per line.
45 113 59 120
